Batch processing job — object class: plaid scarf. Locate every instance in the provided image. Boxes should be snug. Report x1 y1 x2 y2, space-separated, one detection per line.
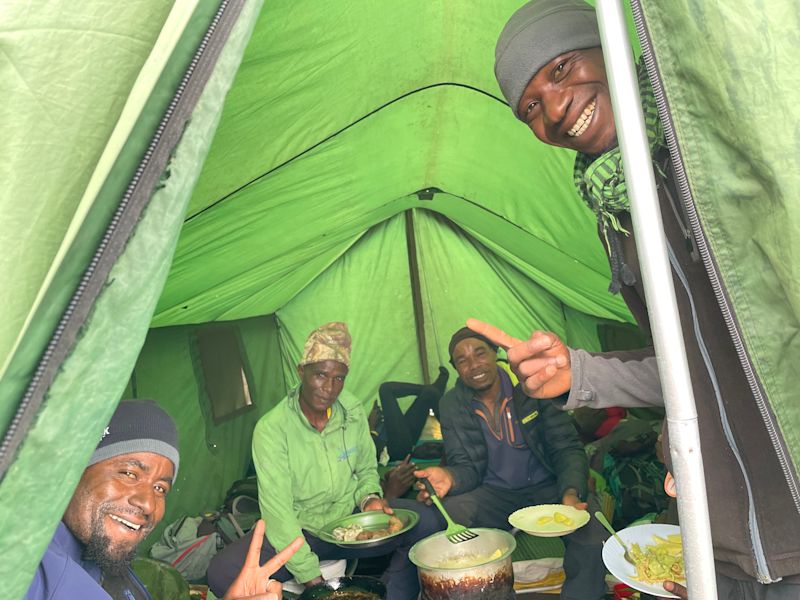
573 62 665 293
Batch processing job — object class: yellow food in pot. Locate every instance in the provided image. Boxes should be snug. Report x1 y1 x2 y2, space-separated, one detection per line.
433 548 504 569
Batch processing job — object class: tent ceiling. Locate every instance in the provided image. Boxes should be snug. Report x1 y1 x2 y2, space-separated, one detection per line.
153 0 631 327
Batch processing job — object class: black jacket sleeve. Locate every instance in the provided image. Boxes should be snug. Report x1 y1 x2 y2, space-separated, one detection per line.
439 390 482 495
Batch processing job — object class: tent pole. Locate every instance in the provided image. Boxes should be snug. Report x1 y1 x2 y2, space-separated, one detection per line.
405 209 431 384
596 1 718 598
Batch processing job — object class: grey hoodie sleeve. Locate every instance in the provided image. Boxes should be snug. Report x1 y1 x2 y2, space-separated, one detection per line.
558 347 664 410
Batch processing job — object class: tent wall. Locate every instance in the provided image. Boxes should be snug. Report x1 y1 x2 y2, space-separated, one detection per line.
0 0 174 388
639 0 800 490
124 315 286 552
150 1 635 330
1 2 264 597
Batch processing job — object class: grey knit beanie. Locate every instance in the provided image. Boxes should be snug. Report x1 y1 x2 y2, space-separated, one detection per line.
89 399 180 476
495 0 600 119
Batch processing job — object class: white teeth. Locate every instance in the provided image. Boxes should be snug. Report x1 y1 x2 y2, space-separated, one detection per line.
568 100 596 137
110 514 141 531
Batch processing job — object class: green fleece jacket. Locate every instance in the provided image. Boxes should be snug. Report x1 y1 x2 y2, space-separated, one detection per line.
252 387 381 582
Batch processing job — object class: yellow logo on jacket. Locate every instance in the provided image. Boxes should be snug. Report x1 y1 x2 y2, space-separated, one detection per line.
521 410 539 425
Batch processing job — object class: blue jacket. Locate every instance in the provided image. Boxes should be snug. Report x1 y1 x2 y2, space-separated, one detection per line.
25 522 151 600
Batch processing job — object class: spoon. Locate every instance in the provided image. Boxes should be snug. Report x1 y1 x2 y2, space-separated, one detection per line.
594 511 636 566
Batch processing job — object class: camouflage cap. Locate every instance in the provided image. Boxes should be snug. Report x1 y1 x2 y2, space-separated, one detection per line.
300 322 352 367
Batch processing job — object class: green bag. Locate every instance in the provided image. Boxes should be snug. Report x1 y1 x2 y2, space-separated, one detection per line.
132 557 191 600
149 516 222 583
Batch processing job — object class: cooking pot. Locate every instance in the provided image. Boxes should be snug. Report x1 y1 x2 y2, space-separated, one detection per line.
409 528 516 600
297 576 386 600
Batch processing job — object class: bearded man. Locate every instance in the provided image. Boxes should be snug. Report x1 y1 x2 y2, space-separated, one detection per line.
25 399 299 600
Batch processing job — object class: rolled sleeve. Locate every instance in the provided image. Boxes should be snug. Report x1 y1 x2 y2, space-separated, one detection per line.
565 347 663 410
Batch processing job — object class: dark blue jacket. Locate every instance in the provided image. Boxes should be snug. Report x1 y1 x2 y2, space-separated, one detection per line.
25 522 151 600
441 377 588 499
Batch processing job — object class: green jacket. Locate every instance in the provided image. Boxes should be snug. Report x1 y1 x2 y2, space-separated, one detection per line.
252 386 381 582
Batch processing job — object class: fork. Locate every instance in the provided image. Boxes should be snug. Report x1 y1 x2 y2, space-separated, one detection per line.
420 478 478 543
594 511 636 566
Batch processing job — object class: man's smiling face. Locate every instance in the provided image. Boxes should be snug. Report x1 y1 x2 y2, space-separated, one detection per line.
517 47 617 156
452 338 499 393
63 452 173 573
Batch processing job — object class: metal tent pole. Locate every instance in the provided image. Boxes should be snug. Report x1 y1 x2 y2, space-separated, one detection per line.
595 1 718 597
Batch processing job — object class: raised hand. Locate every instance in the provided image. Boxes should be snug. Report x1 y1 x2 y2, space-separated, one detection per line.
223 520 303 600
466 318 572 399
383 455 416 499
561 488 588 511
413 466 454 503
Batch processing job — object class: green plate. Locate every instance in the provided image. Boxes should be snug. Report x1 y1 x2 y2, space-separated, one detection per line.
317 508 419 548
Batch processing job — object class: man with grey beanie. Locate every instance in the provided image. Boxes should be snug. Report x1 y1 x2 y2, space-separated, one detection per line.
25 399 302 600
471 0 800 599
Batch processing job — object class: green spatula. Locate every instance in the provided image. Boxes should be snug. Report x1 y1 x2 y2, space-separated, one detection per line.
421 478 478 544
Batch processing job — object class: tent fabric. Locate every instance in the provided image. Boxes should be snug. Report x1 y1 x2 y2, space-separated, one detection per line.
4 0 800 598
0 0 176 430
151 1 633 329
0 0 174 376
638 0 800 489
0 2 264 597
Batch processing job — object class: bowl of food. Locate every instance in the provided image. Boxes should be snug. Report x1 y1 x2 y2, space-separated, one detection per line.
297 576 386 600
317 508 419 549
508 504 590 537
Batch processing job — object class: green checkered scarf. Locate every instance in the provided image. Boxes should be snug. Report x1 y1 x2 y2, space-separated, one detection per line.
573 62 665 293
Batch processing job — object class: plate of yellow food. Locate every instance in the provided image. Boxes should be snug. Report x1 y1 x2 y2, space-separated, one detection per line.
602 523 684 599
508 504 590 537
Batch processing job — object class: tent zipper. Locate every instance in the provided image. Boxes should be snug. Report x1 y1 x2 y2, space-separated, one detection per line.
0 0 245 481
629 0 800 582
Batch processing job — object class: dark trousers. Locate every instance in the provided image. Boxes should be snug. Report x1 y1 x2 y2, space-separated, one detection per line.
714 575 800 600
379 368 447 462
441 481 608 600
206 498 441 600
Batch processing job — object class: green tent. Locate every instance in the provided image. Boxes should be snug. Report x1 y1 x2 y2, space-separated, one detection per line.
1 0 798 597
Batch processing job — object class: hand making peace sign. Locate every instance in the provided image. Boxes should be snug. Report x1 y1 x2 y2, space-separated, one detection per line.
222 519 304 600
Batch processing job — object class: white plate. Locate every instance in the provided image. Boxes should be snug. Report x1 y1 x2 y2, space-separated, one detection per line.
508 504 590 537
602 523 682 599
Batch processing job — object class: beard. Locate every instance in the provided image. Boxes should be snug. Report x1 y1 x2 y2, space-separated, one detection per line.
82 503 153 576
83 527 138 576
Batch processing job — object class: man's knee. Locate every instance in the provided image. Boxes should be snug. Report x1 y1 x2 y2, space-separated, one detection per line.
390 499 442 540
441 493 479 527
207 532 253 597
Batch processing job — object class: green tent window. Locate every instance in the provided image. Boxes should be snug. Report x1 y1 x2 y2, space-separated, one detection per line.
194 325 255 424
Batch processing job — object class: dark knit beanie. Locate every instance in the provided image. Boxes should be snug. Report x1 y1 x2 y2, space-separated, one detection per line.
89 399 180 476
448 327 499 362
495 0 601 119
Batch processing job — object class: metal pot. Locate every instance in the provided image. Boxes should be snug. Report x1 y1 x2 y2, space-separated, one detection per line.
409 528 516 600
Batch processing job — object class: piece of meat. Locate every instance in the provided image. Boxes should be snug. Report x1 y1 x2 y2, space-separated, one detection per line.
387 516 403 533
